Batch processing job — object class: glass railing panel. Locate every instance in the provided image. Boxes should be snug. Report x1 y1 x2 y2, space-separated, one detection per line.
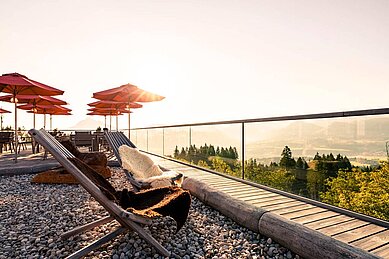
147 128 164 155
163 127 190 157
131 110 389 221
245 114 389 220
172 124 243 178
132 129 148 150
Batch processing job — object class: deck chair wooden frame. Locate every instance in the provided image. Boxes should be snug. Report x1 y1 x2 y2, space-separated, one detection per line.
29 129 170 258
103 130 172 192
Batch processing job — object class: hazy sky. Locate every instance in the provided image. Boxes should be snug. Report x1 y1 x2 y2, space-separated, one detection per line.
1 0 388 130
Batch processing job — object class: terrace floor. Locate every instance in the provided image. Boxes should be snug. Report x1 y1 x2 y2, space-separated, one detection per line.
1 148 388 258
147 154 389 259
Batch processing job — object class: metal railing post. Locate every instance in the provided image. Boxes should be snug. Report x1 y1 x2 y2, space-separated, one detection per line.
189 126 192 147
242 122 245 179
162 128 165 156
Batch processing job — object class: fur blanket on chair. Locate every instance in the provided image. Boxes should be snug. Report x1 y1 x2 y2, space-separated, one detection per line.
119 145 183 188
31 140 111 184
69 157 191 232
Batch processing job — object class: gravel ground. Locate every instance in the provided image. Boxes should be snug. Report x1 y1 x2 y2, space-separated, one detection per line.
0 169 302 259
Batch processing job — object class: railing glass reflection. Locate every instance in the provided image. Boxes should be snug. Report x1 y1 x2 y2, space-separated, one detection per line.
131 109 389 221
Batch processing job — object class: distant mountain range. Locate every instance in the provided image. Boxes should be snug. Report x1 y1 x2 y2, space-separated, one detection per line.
246 117 389 160
70 117 103 130
115 116 389 163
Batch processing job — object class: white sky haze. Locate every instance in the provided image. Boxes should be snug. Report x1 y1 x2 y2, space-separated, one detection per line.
0 0 388 130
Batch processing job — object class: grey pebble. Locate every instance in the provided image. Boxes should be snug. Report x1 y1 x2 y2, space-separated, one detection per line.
0 171 302 259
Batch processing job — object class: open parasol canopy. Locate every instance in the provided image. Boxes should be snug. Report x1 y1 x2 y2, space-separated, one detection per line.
93 83 164 138
87 107 131 130
27 108 71 130
0 73 64 162
18 104 71 130
88 100 142 109
93 83 164 103
0 94 67 128
0 108 11 114
0 73 64 96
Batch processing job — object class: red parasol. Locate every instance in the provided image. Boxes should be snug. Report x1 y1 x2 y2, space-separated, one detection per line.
0 94 66 105
18 104 71 130
18 104 71 112
87 100 142 109
87 108 131 130
0 94 67 128
0 108 11 130
93 83 164 103
27 108 71 130
0 73 64 162
92 83 164 138
0 73 64 96
87 110 126 130
0 108 11 114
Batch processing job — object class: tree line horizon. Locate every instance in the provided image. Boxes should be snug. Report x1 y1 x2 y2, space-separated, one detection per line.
172 143 388 221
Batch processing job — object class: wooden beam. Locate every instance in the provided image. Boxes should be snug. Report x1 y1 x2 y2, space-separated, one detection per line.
66 227 126 259
258 213 378 259
61 216 114 240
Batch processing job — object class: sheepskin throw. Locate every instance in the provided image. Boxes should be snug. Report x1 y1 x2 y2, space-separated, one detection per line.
119 145 183 188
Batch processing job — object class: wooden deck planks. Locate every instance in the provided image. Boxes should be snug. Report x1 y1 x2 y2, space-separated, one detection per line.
304 215 355 230
224 188 263 196
281 207 328 220
212 184 251 191
318 219 370 236
189 174 224 180
237 193 280 202
241 195 289 205
250 197 298 207
292 211 340 225
270 203 315 214
208 181 245 187
332 224 387 243
370 243 389 258
263 201 304 211
351 229 389 252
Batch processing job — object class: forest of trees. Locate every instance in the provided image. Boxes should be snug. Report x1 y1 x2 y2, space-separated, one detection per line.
173 144 389 221
174 144 238 165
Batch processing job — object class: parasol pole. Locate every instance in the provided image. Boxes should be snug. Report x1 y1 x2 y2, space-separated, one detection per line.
104 115 107 128
50 114 52 131
13 94 18 163
44 113 46 129
116 114 118 131
0 113 3 130
128 108 131 140
32 101 37 129
109 114 112 131
32 102 37 153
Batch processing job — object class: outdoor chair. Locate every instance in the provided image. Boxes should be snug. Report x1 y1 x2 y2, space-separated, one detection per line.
74 131 93 151
0 131 14 153
103 129 183 192
29 128 191 258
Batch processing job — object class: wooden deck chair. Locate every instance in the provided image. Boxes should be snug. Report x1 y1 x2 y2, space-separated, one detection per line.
103 129 183 192
29 129 190 258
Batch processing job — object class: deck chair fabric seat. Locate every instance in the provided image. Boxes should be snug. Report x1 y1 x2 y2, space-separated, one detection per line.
103 130 183 191
29 128 191 258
